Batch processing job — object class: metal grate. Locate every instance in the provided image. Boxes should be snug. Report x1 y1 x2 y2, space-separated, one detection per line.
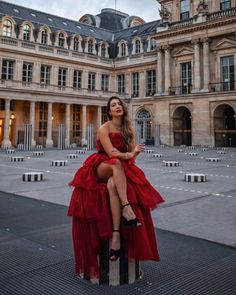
0 191 235 295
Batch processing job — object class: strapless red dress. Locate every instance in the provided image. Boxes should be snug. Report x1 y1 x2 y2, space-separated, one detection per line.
68 132 165 279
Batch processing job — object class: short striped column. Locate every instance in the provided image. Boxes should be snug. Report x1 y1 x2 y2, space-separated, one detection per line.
76 150 85 154
178 149 184 152
217 151 226 154
67 154 78 159
11 156 24 162
188 146 195 150
68 143 77 149
33 151 44 157
99 241 141 286
185 173 207 183
163 161 179 167
201 148 208 151
35 145 43 150
145 149 154 154
188 152 198 156
52 160 67 166
180 145 186 148
152 153 163 158
22 172 44 182
207 158 219 162
17 144 24 150
83 147 88 151
6 149 15 154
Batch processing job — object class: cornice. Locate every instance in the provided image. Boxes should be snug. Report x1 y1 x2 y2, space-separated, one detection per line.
153 17 236 40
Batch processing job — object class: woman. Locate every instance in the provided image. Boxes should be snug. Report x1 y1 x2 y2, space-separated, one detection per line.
68 96 164 281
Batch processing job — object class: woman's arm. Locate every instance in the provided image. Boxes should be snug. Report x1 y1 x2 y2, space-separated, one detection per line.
98 127 130 160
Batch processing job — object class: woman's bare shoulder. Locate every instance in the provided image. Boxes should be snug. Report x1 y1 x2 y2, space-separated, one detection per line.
98 122 110 136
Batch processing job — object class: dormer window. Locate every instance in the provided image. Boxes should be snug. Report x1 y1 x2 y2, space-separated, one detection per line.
88 39 93 53
121 42 126 57
74 37 79 51
41 30 48 44
180 0 189 21
3 19 13 37
23 24 30 41
135 39 141 54
58 33 64 47
220 0 231 10
101 43 106 58
150 38 156 51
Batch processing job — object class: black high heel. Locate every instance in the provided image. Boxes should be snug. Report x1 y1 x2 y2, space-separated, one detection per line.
109 230 120 261
122 203 141 227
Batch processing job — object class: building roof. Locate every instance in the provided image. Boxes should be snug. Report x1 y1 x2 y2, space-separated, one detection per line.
0 0 160 52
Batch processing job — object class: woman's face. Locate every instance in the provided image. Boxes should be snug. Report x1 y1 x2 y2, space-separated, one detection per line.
109 98 124 118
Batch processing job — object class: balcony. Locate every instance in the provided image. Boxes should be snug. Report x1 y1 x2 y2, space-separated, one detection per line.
209 82 236 92
169 85 192 96
0 79 117 98
208 7 236 21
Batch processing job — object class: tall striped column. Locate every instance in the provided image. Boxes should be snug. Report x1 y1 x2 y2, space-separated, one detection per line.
23 124 32 151
46 102 53 148
1 99 12 148
65 104 71 148
30 101 36 148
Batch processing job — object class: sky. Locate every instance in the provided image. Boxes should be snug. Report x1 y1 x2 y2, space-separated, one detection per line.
4 0 161 23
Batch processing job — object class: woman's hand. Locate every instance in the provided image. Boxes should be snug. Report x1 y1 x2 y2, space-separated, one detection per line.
133 144 146 156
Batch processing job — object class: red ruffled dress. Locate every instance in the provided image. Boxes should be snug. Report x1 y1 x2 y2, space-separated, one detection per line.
68 132 165 279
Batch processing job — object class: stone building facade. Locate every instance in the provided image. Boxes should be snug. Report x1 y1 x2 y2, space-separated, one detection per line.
0 0 235 148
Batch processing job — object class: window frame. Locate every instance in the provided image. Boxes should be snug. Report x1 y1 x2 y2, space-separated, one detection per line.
2 60 14 80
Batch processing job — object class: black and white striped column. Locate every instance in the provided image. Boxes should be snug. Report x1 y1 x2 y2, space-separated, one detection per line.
52 160 67 166
22 172 44 182
58 124 65 150
99 240 141 286
23 124 32 151
185 173 207 182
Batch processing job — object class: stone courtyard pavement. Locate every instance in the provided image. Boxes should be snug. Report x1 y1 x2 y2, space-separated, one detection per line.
0 145 235 247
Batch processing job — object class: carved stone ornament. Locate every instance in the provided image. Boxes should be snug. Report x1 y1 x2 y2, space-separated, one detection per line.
196 0 209 15
158 4 171 23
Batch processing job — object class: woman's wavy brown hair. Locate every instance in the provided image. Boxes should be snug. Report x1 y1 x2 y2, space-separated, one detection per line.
107 96 134 151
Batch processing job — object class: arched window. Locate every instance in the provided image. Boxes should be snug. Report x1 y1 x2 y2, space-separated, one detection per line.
41 30 48 44
23 24 30 41
58 33 64 47
3 19 12 37
135 39 141 54
101 43 106 57
121 43 126 57
88 39 93 53
74 37 79 51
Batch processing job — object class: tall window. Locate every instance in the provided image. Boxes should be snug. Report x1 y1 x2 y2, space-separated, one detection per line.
117 74 125 94
41 30 48 44
3 19 12 37
58 33 64 47
146 70 156 96
102 106 108 123
40 65 50 85
22 62 33 83
39 102 47 137
220 0 231 10
74 37 79 51
101 74 109 92
2 60 14 80
150 38 156 51
132 72 139 97
121 43 126 57
101 44 106 58
181 62 192 94
23 24 30 41
135 39 141 54
88 72 96 90
221 56 234 91
73 70 82 89
88 40 93 53
58 68 67 87
72 104 80 137
180 0 190 20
